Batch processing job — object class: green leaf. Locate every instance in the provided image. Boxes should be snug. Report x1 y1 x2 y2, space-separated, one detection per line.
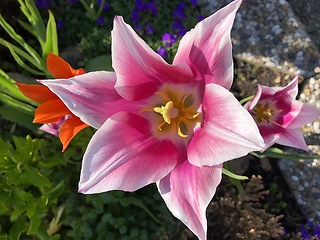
0 105 39 132
0 69 35 103
120 197 162 224
27 212 41 235
0 14 44 69
85 55 113 71
252 147 320 160
0 235 8 240
44 181 64 202
24 166 51 188
222 168 248 180
0 38 46 75
9 215 27 240
0 202 8 215
43 10 59 57
18 0 46 47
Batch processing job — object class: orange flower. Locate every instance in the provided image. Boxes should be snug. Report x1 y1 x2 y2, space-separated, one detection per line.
16 52 88 151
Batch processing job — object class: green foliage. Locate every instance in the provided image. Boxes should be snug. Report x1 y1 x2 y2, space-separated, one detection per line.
0 135 64 239
0 0 58 76
64 187 172 240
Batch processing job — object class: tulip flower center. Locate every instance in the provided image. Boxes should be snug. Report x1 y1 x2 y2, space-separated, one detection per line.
251 101 280 125
143 83 202 140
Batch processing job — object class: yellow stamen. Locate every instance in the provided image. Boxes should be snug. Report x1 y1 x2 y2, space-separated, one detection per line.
154 101 179 124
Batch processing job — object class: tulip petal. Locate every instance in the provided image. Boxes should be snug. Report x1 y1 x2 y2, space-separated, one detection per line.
173 0 242 89
112 16 193 101
78 112 179 194
276 128 309 151
34 99 70 123
157 161 222 240
59 116 88 152
16 83 57 103
188 83 264 166
39 71 130 129
285 101 320 128
46 52 85 78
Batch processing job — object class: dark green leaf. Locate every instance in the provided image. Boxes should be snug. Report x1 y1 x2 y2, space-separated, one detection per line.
85 55 113 71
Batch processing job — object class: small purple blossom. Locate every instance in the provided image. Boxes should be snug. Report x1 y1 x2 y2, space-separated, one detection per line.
198 15 205 21
173 21 187 36
300 221 320 239
173 2 186 20
157 47 168 58
190 0 198 6
96 16 105 26
36 0 52 8
69 0 78 4
147 2 157 15
162 33 177 47
96 0 111 11
145 23 154 35
131 10 140 24
56 20 64 31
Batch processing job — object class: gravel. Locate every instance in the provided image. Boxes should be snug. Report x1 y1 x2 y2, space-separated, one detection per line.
204 0 320 224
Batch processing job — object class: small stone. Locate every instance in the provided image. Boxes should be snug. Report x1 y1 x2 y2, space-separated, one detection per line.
291 175 299 181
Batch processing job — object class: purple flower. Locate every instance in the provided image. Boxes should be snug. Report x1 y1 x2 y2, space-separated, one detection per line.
96 16 105 26
147 2 157 15
162 33 177 47
300 222 320 239
157 47 168 58
145 23 154 35
190 0 198 6
173 2 186 20
36 0 52 8
173 21 187 36
96 0 110 11
69 0 78 4
56 20 64 31
198 15 205 21
131 10 140 23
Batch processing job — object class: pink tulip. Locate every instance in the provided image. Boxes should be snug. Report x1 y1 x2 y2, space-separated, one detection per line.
245 74 320 151
39 0 264 239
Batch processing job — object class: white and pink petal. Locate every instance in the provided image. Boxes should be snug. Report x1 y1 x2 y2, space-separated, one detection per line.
39 71 132 129
188 83 265 167
173 0 242 89
79 112 179 194
157 161 222 240
112 16 193 101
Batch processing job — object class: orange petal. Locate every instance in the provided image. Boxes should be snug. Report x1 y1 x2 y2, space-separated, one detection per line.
59 116 88 152
47 52 76 78
72 68 86 76
34 99 71 123
16 83 57 103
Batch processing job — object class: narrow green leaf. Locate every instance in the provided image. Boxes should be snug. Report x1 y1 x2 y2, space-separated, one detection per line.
222 168 248 180
18 20 36 37
0 235 8 240
0 202 8 215
0 93 36 113
44 181 64 202
27 213 41 235
24 0 46 44
0 70 35 103
43 10 59 57
252 147 320 160
9 215 27 240
120 197 162 224
0 105 39 132
0 14 44 67
24 166 51 188
0 38 46 75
